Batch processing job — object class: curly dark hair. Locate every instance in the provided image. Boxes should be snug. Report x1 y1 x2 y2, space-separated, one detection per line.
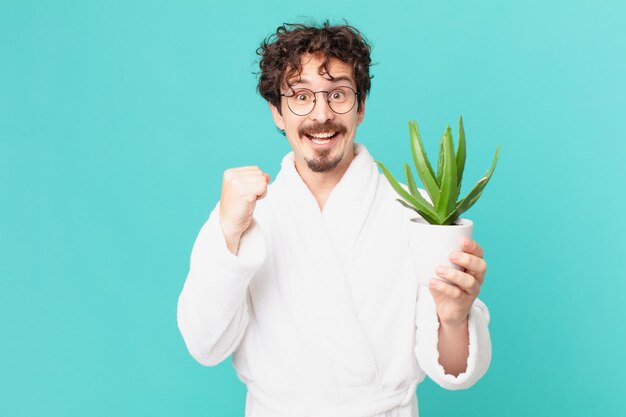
256 21 373 114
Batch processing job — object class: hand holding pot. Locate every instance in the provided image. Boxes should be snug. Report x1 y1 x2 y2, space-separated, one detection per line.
429 237 487 327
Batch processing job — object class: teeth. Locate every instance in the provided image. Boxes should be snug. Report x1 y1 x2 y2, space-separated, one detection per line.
309 132 336 139
311 138 331 144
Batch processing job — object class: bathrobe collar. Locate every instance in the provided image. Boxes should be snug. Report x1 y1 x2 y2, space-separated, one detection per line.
274 143 380 271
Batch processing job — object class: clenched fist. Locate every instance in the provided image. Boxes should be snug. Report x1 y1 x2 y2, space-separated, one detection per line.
219 166 270 255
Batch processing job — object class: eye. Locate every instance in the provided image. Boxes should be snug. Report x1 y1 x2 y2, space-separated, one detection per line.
292 90 313 102
329 89 348 101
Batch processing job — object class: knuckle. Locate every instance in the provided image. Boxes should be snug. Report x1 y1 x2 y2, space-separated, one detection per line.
458 273 469 287
469 256 480 270
440 281 452 297
462 274 474 288
239 190 256 202
446 269 457 281
240 191 256 203
230 177 242 188
464 257 474 271
472 259 483 274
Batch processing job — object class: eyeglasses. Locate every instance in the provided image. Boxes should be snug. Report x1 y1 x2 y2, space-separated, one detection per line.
280 86 359 116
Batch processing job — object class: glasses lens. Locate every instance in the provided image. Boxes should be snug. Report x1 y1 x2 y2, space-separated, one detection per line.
327 87 356 114
286 89 315 116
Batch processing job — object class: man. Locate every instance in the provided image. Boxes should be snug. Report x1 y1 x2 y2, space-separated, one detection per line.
177 22 491 417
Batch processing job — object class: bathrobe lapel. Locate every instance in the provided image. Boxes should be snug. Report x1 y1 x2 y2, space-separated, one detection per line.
322 144 380 273
270 144 380 386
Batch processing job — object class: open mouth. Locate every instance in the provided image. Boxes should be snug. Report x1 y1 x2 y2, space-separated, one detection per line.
304 131 339 144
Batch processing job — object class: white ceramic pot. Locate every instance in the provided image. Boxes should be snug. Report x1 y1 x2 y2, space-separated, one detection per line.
408 217 473 287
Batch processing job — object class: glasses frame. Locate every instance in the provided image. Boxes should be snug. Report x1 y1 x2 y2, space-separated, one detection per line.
280 86 360 116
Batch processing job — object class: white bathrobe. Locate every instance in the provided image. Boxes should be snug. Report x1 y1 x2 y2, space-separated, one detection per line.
177 143 491 417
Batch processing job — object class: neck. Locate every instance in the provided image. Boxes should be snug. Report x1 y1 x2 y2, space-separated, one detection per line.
295 144 356 211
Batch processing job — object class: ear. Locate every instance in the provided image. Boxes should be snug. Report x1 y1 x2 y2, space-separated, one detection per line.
357 98 366 125
269 102 285 131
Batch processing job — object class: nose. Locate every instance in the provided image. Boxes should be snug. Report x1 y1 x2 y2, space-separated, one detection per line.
308 92 335 123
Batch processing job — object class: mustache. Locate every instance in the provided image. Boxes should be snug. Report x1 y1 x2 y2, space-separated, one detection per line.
298 121 347 136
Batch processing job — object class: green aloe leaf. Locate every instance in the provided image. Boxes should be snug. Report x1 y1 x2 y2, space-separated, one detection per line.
435 126 457 220
436 134 445 186
375 160 440 223
404 163 419 198
454 191 484 220
456 116 466 199
395 198 419 213
396 199 439 224
443 180 486 225
443 144 500 224
409 121 440 203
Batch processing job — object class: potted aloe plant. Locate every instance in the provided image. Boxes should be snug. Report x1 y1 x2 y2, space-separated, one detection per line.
375 117 500 286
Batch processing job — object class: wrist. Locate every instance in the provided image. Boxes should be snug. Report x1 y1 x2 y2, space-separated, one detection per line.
219 219 243 255
439 314 469 330
219 216 242 239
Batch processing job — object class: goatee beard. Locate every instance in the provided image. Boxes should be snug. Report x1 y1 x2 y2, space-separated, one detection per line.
299 121 347 172
305 150 342 172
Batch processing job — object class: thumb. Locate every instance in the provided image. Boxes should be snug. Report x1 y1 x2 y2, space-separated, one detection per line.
257 173 270 200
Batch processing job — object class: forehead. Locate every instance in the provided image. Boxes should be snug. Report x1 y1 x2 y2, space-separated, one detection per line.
284 53 355 88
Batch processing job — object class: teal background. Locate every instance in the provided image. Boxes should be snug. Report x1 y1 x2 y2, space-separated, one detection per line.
1 0 625 416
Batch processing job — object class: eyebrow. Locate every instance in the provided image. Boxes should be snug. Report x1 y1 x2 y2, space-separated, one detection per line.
290 75 355 87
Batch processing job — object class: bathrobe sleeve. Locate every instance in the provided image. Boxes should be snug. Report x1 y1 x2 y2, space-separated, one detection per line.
177 203 267 366
414 285 492 390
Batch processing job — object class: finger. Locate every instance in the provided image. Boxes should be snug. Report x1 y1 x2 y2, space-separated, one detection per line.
230 176 268 191
258 174 271 199
461 237 484 258
449 251 487 281
233 172 267 183
223 168 262 182
229 166 263 172
224 167 262 177
435 266 481 295
429 278 466 300
251 180 269 197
